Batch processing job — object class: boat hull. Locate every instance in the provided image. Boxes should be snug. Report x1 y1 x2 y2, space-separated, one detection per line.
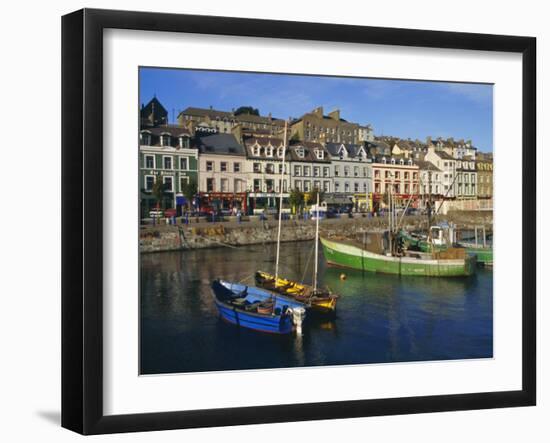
320 237 476 277
255 271 338 313
211 280 304 334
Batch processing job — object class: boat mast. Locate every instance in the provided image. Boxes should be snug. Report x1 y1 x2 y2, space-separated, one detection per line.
275 121 288 281
313 191 320 292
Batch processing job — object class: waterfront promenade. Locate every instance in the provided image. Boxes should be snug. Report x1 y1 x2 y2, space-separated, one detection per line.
139 211 493 253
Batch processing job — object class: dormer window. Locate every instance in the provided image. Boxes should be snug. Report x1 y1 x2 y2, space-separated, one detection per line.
315 149 324 160
161 134 171 147
179 136 188 148
266 145 273 157
296 147 305 158
277 146 284 158
391 158 396 165
252 144 260 156
140 132 151 145
382 157 387 164
399 158 404 165
408 159 413 165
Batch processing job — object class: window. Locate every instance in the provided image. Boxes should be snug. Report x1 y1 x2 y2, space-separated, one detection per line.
180 157 188 170
344 166 350 177
354 183 359 192
323 181 330 192
304 181 311 191
180 176 189 191
266 164 275 174
234 162 241 172
163 156 173 169
296 147 305 158
278 164 284 174
145 175 154 190
375 170 380 179
163 176 173 192
206 178 214 192
314 149 324 160
375 183 380 193
363 182 367 191
161 135 171 146
314 180 321 190
253 146 260 156
294 165 301 176
471 173 476 182
253 179 261 191
206 161 213 172
413 172 418 180
335 182 340 191
323 167 329 177
253 163 261 173
354 166 359 177
404 172 409 180
334 166 340 177
295 180 302 190
304 166 311 176
144 155 155 169
344 182 350 192
179 136 187 148
313 167 320 177
220 162 227 172
385 171 390 179
395 171 400 179
141 133 151 145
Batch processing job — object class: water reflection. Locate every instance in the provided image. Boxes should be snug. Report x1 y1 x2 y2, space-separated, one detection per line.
140 240 493 374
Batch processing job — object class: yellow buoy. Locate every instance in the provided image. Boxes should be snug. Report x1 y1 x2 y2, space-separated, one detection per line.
339 273 347 281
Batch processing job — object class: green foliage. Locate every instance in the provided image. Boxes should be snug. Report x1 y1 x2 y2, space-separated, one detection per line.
181 179 198 209
288 188 305 214
305 187 324 206
152 175 165 209
234 106 260 116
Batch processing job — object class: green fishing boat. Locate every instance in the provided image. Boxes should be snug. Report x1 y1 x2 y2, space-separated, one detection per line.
458 243 493 266
320 235 477 277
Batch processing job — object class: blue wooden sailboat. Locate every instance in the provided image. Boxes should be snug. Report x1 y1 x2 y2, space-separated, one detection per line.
211 280 306 334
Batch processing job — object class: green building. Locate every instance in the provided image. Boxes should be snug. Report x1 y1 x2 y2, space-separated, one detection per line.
139 125 198 219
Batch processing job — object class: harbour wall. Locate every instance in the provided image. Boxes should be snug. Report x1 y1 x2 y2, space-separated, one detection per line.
139 212 493 253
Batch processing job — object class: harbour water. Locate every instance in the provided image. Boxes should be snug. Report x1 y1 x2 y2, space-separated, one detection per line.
140 240 493 374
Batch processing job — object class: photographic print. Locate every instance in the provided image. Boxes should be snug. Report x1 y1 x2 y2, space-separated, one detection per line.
138 68 494 375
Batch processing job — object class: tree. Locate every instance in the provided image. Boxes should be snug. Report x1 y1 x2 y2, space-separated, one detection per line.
288 188 305 215
181 179 198 212
152 175 166 210
234 106 259 116
305 187 324 207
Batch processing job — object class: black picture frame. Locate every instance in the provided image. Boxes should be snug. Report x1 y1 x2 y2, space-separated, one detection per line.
62 8 536 435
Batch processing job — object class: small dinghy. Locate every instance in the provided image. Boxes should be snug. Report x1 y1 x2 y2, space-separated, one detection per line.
211 280 306 334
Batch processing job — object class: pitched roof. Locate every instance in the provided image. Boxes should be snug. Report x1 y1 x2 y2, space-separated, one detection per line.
196 133 245 156
415 160 442 172
325 142 368 160
141 125 191 137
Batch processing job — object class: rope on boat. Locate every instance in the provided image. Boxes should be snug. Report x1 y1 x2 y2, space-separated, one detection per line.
300 242 315 285
238 274 255 284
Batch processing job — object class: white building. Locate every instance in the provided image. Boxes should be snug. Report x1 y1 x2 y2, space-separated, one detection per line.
325 143 372 196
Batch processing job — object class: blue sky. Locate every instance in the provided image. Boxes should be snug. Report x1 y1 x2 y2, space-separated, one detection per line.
140 67 493 152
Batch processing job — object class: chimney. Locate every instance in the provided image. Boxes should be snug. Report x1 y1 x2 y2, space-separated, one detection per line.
426 136 432 145
328 109 340 121
312 106 324 117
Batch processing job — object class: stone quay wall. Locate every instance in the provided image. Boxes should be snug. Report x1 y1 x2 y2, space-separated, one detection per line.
139 212 493 253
